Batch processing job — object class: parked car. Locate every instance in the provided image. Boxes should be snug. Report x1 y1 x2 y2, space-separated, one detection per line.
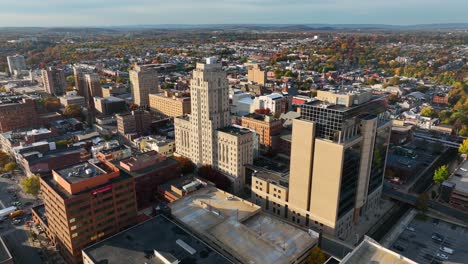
405 226 416 232
12 219 21 225
436 253 449 260
439 246 454 255
431 233 444 242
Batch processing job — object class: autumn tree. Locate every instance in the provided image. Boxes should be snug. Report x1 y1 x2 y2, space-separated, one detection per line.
459 139 468 156
173 156 195 174
307 247 327 264
420 106 436 118
63 104 83 119
21 175 41 197
4 162 17 172
433 165 449 185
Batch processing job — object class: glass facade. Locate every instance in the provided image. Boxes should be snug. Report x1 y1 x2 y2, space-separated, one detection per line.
368 126 391 194
338 143 361 218
300 98 388 142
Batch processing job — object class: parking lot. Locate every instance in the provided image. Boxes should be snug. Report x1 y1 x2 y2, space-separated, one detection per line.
391 215 468 264
0 172 43 264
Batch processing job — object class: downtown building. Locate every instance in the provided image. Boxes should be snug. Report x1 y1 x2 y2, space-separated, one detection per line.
129 64 159 107
175 58 254 192
42 67 66 96
34 158 137 263
7 54 26 76
251 89 391 238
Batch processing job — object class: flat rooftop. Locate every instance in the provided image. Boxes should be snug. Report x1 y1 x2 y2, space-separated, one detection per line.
341 237 417 264
83 214 230 264
55 161 106 184
169 186 318 264
449 160 468 193
217 125 252 136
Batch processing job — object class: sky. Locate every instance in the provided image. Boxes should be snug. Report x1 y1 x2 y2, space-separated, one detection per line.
0 0 466 27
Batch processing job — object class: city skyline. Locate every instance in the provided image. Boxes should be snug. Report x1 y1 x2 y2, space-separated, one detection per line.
0 0 467 27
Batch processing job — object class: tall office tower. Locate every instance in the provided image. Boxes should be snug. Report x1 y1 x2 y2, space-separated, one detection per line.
7 54 26 76
42 67 66 95
84 73 102 98
175 58 254 192
251 89 391 238
129 65 159 107
35 158 137 263
73 67 88 96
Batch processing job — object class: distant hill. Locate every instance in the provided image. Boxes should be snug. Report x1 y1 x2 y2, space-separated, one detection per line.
0 23 467 34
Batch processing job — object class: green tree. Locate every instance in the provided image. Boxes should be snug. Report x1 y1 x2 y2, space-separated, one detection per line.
388 76 400 86
420 106 435 118
66 75 75 86
4 162 17 172
307 247 327 264
433 165 449 185
415 192 429 213
274 69 283 79
20 175 41 197
459 139 468 155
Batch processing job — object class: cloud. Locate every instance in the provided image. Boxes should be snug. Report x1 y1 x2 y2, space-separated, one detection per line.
0 0 466 26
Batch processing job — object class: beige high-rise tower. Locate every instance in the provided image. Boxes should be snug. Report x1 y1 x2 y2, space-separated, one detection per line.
251 90 391 238
175 58 254 192
130 65 159 107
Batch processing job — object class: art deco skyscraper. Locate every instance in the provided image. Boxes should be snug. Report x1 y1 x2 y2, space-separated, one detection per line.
175 58 254 192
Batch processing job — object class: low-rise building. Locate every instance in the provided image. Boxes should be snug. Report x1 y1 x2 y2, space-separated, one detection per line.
96 145 132 162
117 151 181 209
116 110 152 138
149 90 191 117
169 186 319 264
82 214 230 264
446 160 468 211
134 136 175 157
93 96 126 115
241 113 283 149
59 91 87 108
341 236 417 264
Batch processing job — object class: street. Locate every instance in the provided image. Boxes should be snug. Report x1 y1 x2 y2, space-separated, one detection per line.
0 172 43 264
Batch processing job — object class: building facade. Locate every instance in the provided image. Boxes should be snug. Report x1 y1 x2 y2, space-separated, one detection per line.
42 67 66 96
39 158 137 263
116 110 152 137
241 114 283 149
251 90 391 239
247 64 266 85
7 54 26 76
0 97 39 133
175 58 254 192
129 65 159 107
148 90 191 117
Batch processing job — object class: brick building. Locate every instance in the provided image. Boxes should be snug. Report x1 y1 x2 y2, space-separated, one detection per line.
117 151 180 209
37 158 137 263
241 113 283 149
0 97 39 133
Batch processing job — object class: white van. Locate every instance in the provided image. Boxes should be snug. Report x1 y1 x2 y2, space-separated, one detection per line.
439 246 454 255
